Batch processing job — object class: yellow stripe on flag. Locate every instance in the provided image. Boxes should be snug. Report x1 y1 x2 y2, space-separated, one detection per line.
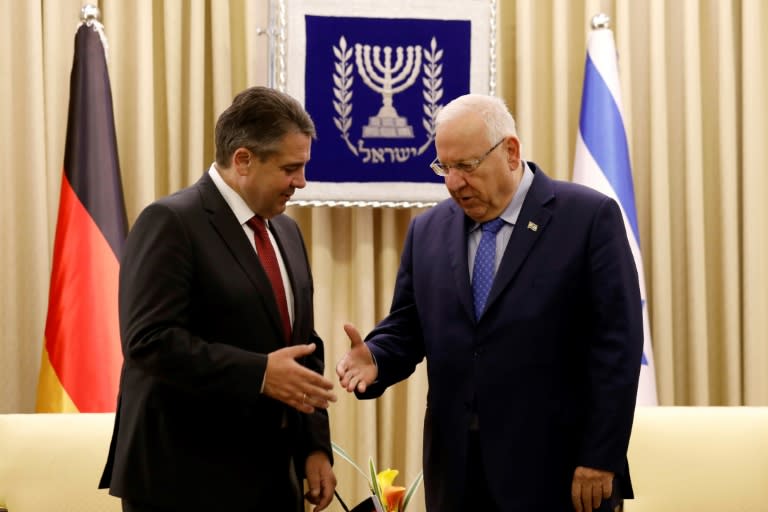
36 344 79 412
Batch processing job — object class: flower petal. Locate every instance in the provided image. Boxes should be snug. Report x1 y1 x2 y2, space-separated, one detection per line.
376 468 399 490
382 485 407 512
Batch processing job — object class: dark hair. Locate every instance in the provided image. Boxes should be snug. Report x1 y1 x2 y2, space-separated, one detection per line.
214 86 316 167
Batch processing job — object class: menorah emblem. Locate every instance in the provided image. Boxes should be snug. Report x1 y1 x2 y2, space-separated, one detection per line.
354 43 422 138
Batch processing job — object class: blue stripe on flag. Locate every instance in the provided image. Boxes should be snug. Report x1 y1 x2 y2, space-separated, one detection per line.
641 299 648 365
579 55 640 244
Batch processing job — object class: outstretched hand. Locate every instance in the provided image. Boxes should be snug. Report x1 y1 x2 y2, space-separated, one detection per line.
262 343 337 413
336 323 378 393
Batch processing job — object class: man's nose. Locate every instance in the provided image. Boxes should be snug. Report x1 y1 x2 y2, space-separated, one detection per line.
444 170 466 191
293 169 307 189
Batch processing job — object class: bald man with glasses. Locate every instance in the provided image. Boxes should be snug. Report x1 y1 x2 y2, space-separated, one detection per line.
338 93 642 512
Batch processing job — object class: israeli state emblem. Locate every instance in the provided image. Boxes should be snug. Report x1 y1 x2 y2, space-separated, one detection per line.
303 15 471 184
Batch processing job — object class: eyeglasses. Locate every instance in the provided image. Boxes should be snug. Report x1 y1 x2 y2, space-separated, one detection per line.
430 138 505 177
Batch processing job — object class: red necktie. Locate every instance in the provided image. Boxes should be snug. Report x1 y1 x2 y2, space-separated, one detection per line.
247 216 292 344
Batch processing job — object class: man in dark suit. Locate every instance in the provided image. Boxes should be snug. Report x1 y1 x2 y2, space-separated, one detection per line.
336 94 642 512
100 86 338 512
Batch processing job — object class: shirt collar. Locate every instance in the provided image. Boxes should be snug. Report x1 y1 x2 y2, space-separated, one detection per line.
207 163 262 227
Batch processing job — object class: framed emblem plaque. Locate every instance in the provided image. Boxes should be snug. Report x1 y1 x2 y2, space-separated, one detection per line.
267 0 497 207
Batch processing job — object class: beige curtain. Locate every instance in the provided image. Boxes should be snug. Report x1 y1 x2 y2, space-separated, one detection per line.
499 0 768 406
2 0 767 509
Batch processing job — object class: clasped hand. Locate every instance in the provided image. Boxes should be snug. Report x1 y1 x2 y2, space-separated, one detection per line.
262 343 337 413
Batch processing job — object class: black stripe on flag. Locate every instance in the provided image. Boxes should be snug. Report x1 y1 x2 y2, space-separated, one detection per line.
62 24 127 260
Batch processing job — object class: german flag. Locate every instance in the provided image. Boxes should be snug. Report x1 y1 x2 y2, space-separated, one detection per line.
37 18 126 412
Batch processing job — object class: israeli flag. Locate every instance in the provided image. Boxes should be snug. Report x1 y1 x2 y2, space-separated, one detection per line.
572 25 658 405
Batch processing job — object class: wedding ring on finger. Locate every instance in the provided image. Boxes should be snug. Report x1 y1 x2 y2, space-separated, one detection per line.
302 392 307 405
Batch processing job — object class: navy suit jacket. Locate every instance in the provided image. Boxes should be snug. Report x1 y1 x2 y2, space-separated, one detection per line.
100 171 331 510
361 163 642 511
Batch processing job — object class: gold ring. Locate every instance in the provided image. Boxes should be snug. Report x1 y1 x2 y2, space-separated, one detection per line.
302 393 307 404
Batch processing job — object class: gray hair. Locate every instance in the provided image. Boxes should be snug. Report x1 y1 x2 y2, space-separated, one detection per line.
435 93 519 148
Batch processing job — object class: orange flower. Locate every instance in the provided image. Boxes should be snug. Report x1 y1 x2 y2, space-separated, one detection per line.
382 485 407 512
331 442 423 512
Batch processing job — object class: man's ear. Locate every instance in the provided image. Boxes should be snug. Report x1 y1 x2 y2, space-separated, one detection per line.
505 136 521 170
233 148 252 174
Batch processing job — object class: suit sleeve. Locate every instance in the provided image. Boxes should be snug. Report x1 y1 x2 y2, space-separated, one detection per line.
579 196 643 473
359 219 426 399
119 202 267 401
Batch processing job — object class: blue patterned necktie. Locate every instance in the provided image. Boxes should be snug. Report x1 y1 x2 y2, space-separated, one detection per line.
472 217 506 320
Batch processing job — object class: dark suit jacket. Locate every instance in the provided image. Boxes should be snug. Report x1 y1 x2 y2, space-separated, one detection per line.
99 171 331 511
360 164 643 511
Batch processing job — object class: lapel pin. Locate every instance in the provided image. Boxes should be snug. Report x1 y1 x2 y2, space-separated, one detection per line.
527 221 538 232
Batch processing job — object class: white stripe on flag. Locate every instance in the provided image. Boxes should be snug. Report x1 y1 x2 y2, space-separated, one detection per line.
573 28 658 406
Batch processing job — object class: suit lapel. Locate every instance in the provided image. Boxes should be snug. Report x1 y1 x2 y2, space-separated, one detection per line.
197 173 285 343
485 165 554 314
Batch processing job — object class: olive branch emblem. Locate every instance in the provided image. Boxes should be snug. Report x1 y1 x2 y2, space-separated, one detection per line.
332 36 357 155
419 37 443 154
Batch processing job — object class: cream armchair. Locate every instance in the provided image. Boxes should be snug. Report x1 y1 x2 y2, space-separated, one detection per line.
2 408 768 512
625 406 768 512
0 413 120 512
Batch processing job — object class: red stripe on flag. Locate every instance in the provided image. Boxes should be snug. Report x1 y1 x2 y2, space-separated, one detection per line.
44 172 122 412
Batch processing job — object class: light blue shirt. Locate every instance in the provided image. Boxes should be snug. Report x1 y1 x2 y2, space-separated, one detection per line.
467 162 534 282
